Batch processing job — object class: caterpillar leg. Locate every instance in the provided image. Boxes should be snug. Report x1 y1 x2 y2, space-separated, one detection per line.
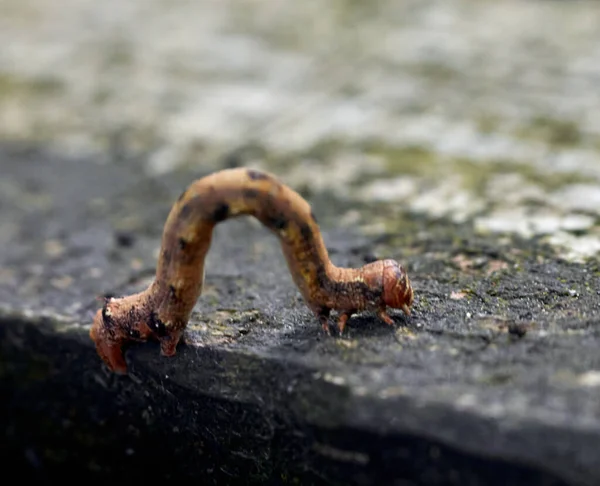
314 308 332 335
159 329 184 357
337 311 354 336
377 308 395 326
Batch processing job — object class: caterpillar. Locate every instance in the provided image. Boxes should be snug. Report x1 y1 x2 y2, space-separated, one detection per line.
90 168 414 373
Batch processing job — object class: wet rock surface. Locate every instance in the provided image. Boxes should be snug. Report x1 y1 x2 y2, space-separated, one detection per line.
2 0 600 484
2 146 599 485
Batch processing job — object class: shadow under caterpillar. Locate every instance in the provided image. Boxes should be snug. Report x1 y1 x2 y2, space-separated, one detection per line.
90 168 414 373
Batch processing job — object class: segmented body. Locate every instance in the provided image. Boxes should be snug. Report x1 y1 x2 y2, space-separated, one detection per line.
90 168 413 373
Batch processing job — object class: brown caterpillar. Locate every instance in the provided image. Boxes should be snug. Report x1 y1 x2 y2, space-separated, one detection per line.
90 168 414 373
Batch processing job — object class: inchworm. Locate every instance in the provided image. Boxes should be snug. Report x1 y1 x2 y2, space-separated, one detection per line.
90 168 414 373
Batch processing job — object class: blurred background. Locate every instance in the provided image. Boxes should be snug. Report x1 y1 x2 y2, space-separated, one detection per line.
1 0 599 263
3 2 600 484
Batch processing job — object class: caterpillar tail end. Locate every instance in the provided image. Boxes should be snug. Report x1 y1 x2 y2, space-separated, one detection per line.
90 309 128 374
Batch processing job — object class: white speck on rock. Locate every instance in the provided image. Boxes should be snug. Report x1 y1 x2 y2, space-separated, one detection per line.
578 371 600 388
359 176 418 203
546 231 600 262
285 153 384 197
455 393 478 410
147 145 182 176
408 176 485 223
529 213 563 235
475 208 532 237
323 373 346 386
552 184 600 214
486 173 546 206
560 213 595 233
476 208 599 244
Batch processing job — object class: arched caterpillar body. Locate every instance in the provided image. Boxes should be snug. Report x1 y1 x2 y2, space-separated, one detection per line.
90 168 414 373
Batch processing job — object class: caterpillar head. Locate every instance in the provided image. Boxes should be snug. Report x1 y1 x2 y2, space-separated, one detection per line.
382 259 413 315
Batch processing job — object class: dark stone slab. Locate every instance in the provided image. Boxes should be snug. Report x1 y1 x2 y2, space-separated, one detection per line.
1 145 599 485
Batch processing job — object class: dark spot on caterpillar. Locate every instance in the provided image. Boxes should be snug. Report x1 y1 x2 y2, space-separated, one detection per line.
316 268 378 305
212 203 230 222
147 311 167 337
103 293 115 300
101 303 110 320
124 308 142 339
363 284 380 304
247 169 269 181
101 302 115 335
243 188 259 199
266 213 288 231
310 210 318 224
169 284 178 300
177 189 187 202
179 201 193 220
316 268 329 289
300 222 313 242
128 328 141 339
178 238 188 250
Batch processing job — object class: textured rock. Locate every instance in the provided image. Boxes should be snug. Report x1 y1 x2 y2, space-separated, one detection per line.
1 147 599 485
2 1 600 484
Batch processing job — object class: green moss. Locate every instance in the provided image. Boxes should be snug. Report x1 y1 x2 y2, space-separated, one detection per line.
407 61 459 83
418 296 431 309
29 77 63 94
481 371 514 386
0 73 63 99
516 116 582 147
302 138 347 161
92 87 112 105
359 142 586 192
450 158 495 197
102 42 134 68
332 0 383 22
476 114 502 134
361 142 438 177
445 155 588 193
276 139 588 199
